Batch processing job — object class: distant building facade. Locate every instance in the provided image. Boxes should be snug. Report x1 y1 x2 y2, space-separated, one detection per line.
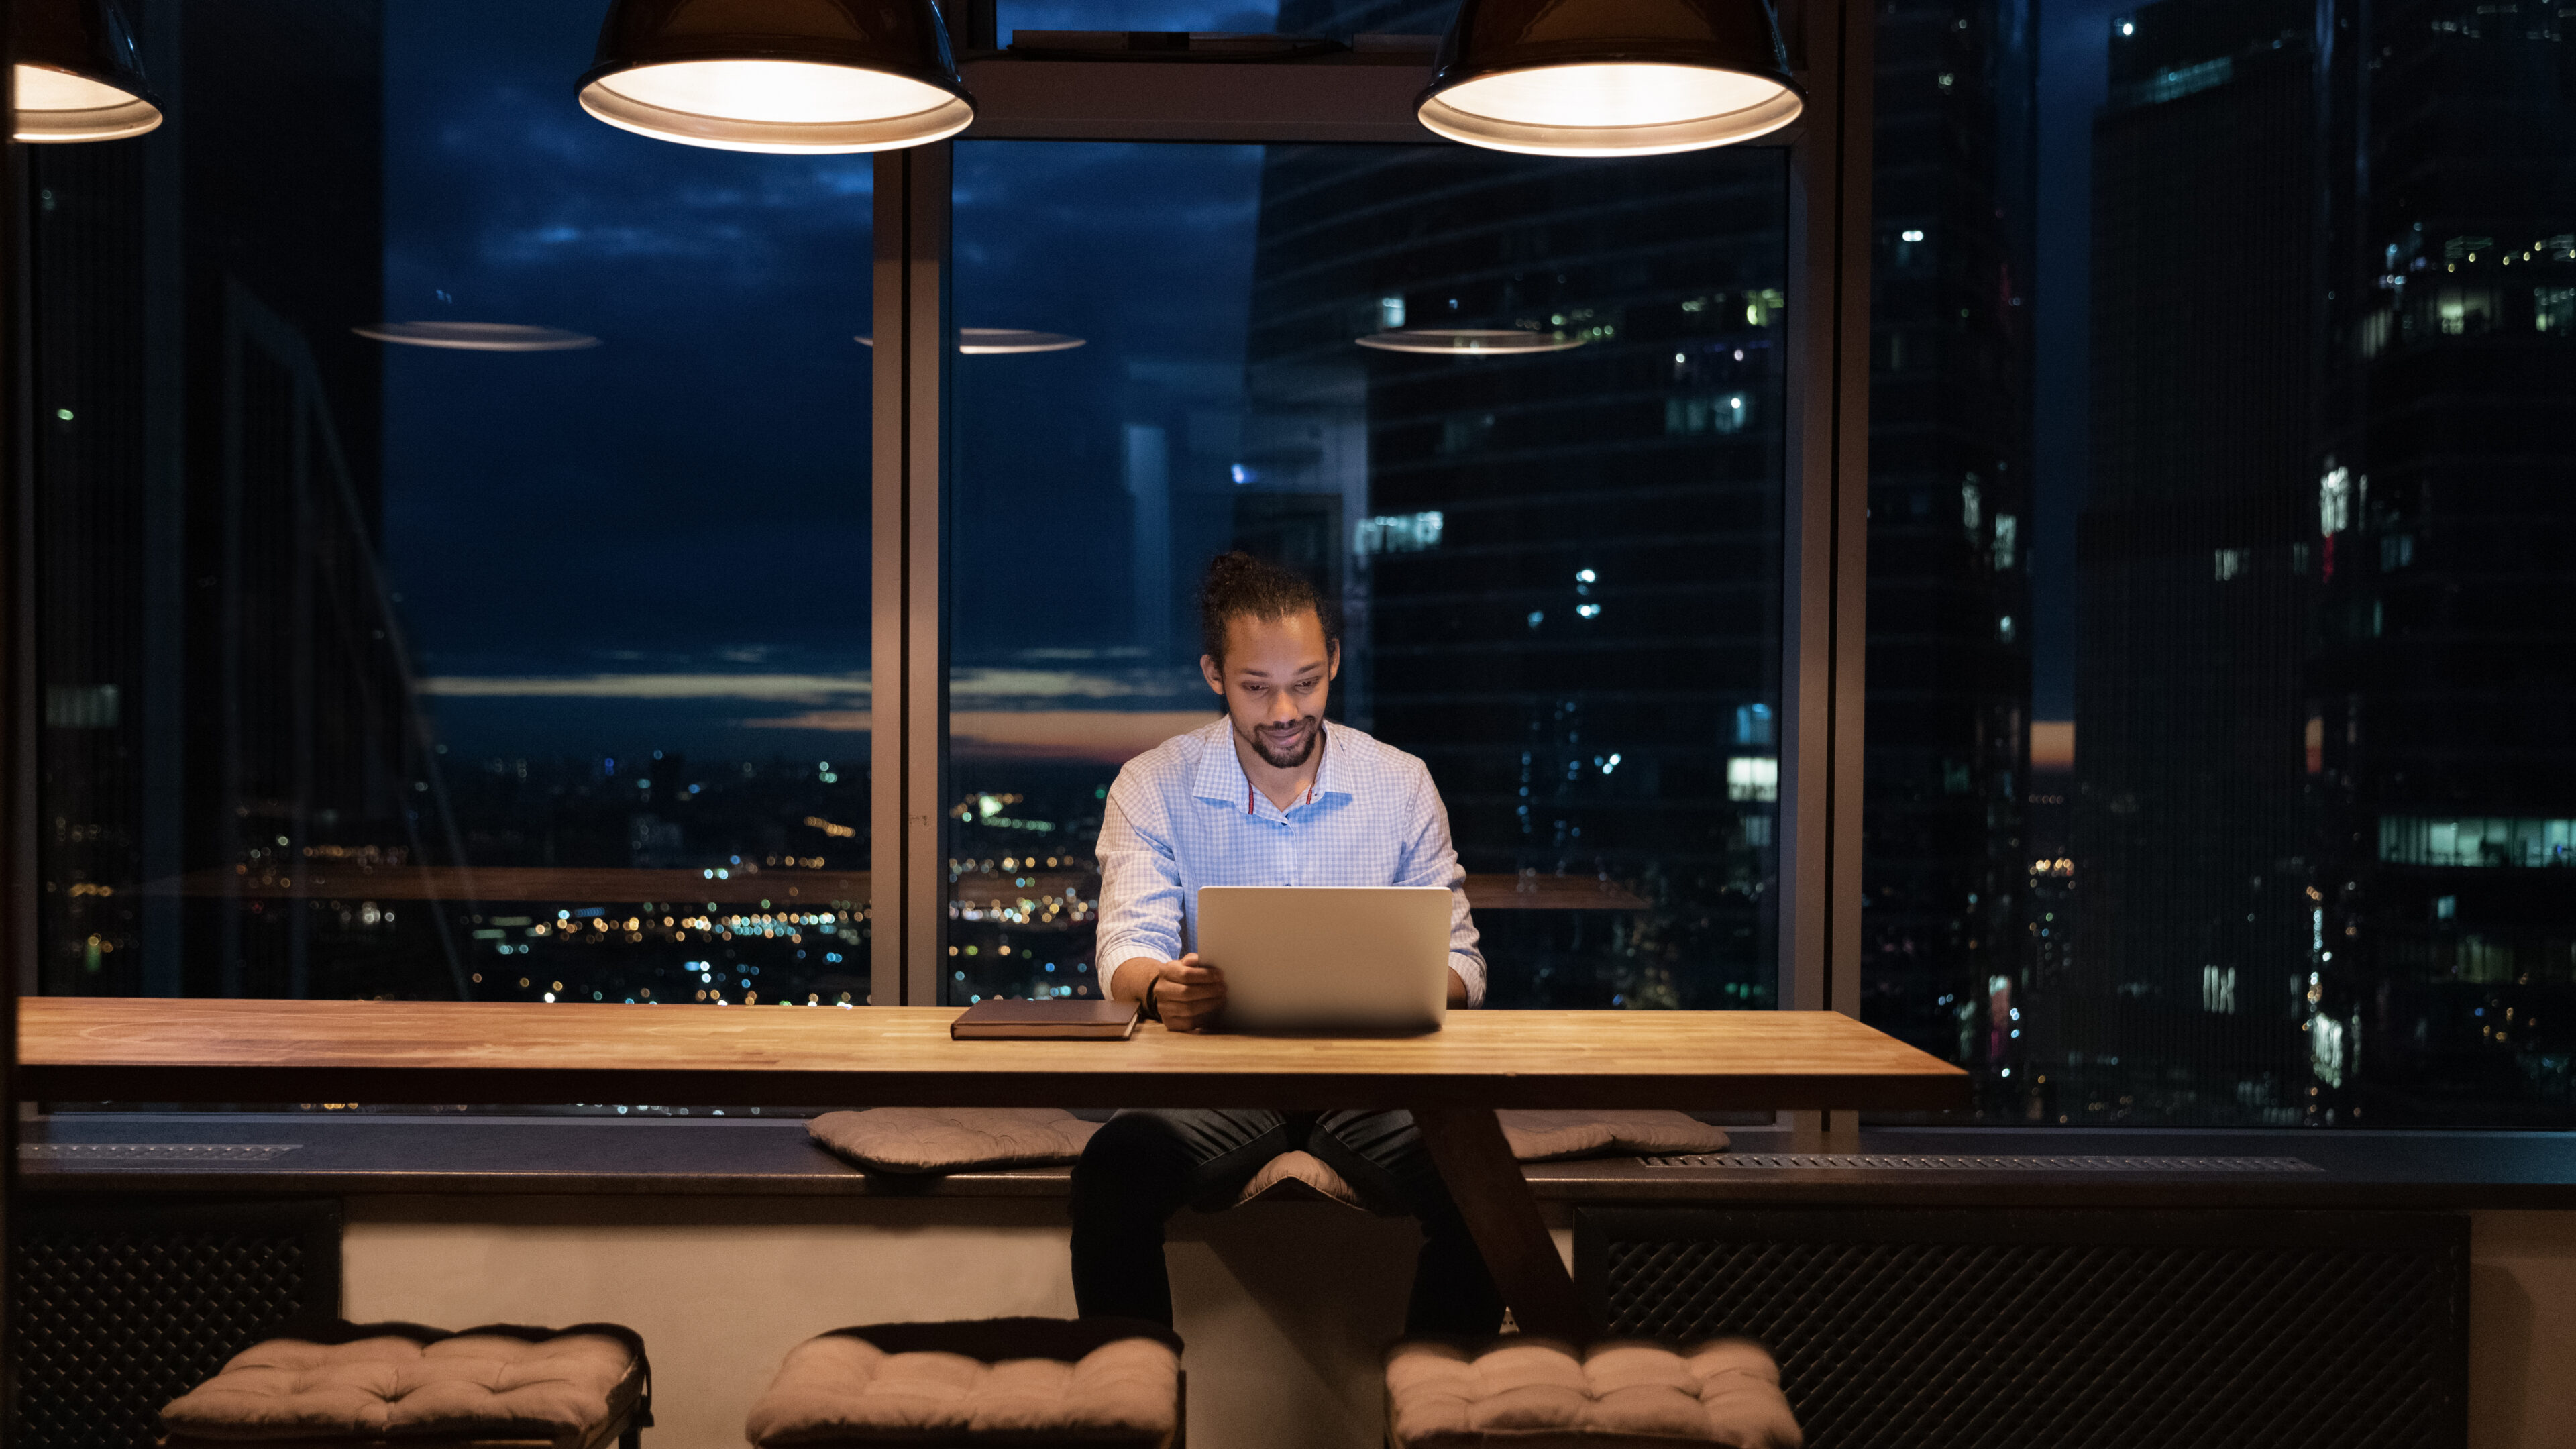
1860 0 2041 1102
2068 0 2576 1125
32 0 415 1001
2066 0 2321 1121
2311 0 2576 1123
1238 136 1794 1008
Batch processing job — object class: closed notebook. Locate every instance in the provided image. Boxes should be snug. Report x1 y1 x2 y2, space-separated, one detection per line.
949 998 1140 1040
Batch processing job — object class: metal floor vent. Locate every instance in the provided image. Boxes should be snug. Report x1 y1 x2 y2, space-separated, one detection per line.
1580 1208 2467 1449
20 1143 303 1163
1643 1152 2320 1173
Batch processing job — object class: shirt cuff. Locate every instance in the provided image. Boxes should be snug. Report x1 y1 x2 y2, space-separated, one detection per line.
1450 955 1485 1008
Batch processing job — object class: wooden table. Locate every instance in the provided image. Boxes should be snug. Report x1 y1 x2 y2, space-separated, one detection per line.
17 999 1966 1338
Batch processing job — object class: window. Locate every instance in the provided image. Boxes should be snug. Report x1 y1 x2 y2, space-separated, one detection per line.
52 0 2565 1140
998 0 1462 48
942 139 1790 1010
1864 0 2576 1126
2378 818 2576 871
2539 286 2576 335
33 1 871 1026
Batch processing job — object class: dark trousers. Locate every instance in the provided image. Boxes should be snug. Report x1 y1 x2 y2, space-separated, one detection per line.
1069 1108 1505 1337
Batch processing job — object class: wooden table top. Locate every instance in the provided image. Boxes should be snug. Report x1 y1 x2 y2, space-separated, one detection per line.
16 999 1969 1112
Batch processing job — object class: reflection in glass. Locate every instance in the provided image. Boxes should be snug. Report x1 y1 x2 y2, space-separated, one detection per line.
946 140 1788 1010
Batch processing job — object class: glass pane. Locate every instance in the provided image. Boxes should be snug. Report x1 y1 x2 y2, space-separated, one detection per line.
1000 0 1459 48
33 0 872 1029
947 139 1789 1010
1862 0 2576 1127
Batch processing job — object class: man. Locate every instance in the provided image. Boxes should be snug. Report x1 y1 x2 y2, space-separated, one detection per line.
1069 551 1501 1336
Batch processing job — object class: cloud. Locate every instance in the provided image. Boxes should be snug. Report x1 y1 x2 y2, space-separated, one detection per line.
413 664 1201 709
419 672 872 704
745 708 1217 766
951 667 1199 702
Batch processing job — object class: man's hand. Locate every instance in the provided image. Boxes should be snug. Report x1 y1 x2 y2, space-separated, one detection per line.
1118 953 1227 1033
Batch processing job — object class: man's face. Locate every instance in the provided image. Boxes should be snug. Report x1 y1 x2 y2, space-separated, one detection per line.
1201 610 1338 771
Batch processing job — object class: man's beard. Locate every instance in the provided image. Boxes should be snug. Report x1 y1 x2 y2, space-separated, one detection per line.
1246 716 1322 769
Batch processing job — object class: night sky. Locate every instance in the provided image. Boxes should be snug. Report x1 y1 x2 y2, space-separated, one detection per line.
382 0 2128 760
382 1 1260 766
382 0 875 760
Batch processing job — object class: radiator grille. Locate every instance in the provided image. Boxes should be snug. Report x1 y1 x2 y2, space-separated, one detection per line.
11 1198 341 1448
1582 1208 2465 1449
19 1143 303 1163
1641 1152 2320 1172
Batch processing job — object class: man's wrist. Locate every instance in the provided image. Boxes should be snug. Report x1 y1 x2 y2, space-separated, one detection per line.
1140 976 1162 1022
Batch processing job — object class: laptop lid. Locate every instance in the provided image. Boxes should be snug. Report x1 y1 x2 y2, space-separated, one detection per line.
1194 885 1452 1032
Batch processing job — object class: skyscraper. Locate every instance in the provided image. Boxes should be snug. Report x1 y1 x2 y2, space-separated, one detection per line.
2066 0 2322 1122
1240 141 1793 1008
2311 0 2576 1124
1859 0 2039 1097
32 0 410 1000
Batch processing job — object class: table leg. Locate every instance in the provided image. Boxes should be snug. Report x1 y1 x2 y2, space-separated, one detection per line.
1412 1106 1594 1341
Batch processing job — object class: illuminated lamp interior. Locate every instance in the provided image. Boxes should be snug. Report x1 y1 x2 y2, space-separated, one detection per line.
1418 61 1800 158
580 58 971 155
13 62 160 142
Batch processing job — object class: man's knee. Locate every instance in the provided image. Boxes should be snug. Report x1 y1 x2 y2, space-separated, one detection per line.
1071 1112 1198 1214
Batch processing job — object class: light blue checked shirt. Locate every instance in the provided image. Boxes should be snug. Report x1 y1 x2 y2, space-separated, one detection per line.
1093 718 1487 1006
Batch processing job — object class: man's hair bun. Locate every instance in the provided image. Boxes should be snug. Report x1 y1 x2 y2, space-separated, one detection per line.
1199 550 1339 665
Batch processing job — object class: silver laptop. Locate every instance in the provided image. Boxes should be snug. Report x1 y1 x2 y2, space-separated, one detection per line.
1194 885 1452 1032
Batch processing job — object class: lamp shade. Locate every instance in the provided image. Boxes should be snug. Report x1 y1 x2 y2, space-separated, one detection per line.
1417 0 1799 158
13 0 161 144
578 0 974 154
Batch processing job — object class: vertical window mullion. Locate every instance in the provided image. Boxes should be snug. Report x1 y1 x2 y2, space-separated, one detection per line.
1780 0 1876 1132
871 142 956 1008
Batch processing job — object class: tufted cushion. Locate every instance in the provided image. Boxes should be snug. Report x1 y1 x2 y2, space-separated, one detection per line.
746 1328 1181 1448
1385 1337 1800 1449
808 1108 1100 1175
160 1330 644 1448
1495 1112 1731 1163
1231 1149 1371 1210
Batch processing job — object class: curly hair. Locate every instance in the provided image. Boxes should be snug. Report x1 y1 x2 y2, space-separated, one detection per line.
1198 550 1340 666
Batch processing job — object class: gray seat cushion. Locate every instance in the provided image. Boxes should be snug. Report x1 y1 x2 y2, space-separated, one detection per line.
1232 1148 1370 1209
160 1328 645 1449
1386 1336 1799 1449
808 1108 1100 1174
1495 1112 1731 1163
747 1320 1182 1448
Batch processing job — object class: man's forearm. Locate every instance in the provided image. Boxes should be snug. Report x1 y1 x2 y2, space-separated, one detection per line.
1110 957 1165 1003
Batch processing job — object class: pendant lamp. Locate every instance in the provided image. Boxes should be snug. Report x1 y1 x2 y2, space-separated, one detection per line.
13 0 161 144
578 0 974 154
1417 0 1800 158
